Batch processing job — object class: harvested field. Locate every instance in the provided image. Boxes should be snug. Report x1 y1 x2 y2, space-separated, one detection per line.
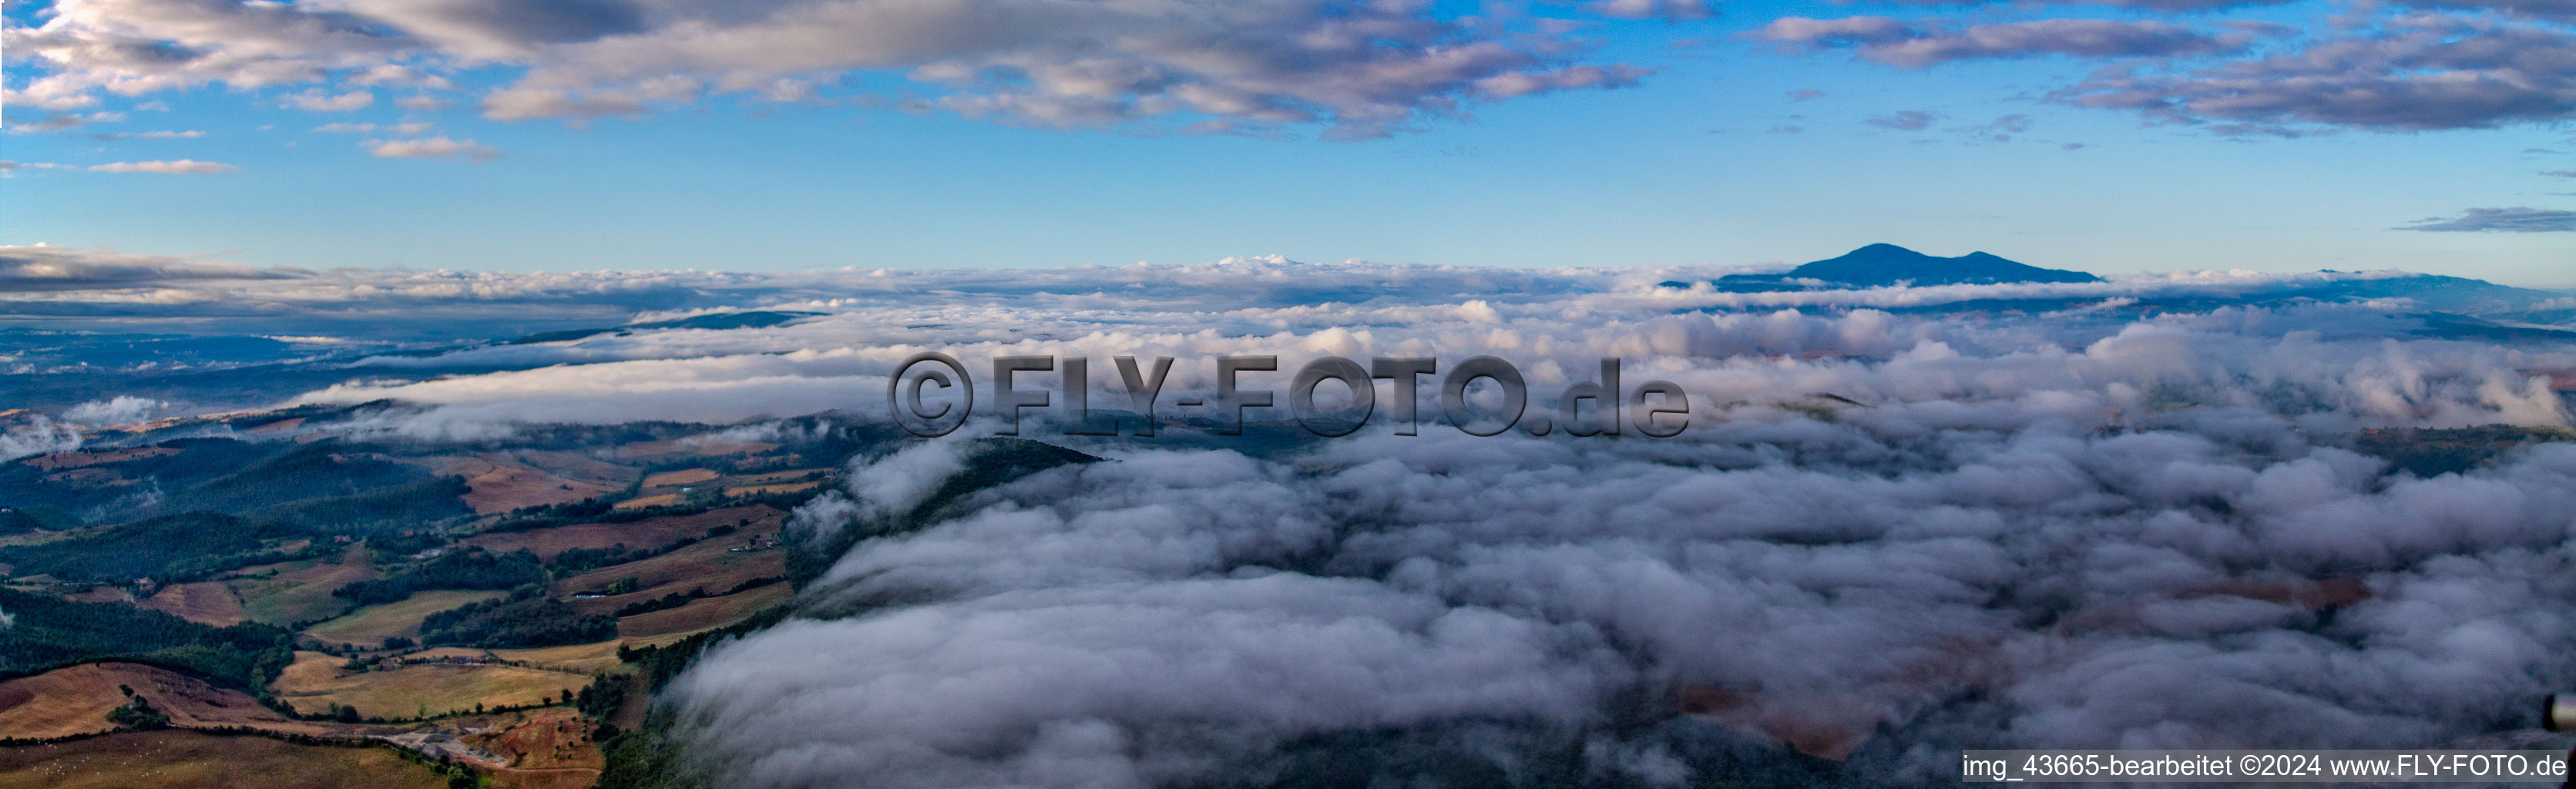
302 589 505 648
510 451 638 486
409 629 696 674
616 582 791 638
16 446 179 471
734 468 832 485
0 729 447 789
418 455 622 515
137 581 248 626
0 663 335 740
489 632 696 674
556 537 785 614
610 493 680 510
489 768 604 789
727 480 822 496
55 587 131 605
465 505 780 561
640 468 719 488
270 652 591 720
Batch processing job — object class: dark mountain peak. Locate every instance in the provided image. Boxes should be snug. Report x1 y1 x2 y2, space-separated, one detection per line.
1698 243 2103 291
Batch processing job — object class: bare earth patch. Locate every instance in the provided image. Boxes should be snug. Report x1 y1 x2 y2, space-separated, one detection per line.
640 468 720 488
137 581 249 626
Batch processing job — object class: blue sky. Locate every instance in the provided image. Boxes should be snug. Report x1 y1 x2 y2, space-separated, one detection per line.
4 0 2571 286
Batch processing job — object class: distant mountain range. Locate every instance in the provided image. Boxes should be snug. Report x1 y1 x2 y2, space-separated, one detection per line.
1671 243 2103 292
1657 244 2573 339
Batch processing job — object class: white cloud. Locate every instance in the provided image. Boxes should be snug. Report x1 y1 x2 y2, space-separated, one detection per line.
65 395 166 425
0 416 80 462
8 0 1661 138
366 136 501 161
85 159 237 173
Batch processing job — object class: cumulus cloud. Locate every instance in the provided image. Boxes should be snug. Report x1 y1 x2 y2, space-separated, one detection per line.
1751 17 2257 67
368 136 502 162
2396 207 2576 232
2400 0 2576 23
6 0 1663 139
86 159 237 174
2057 15 2576 133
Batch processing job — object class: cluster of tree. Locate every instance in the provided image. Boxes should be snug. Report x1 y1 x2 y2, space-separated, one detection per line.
613 606 790 692
574 673 630 728
612 588 706 618
610 575 784 618
174 442 439 515
338 547 546 606
493 497 618 529
108 686 170 729
366 532 449 563
0 437 276 516
240 475 471 532
0 512 297 583
0 505 76 536
0 438 480 583
553 541 684 576
418 586 616 648
0 587 294 693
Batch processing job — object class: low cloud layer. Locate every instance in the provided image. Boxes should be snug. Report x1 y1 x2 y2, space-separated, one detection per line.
672 411 2576 787
1 244 310 290
9 244 2572 786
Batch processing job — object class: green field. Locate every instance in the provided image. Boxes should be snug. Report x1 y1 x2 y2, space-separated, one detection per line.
301 589 505 647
